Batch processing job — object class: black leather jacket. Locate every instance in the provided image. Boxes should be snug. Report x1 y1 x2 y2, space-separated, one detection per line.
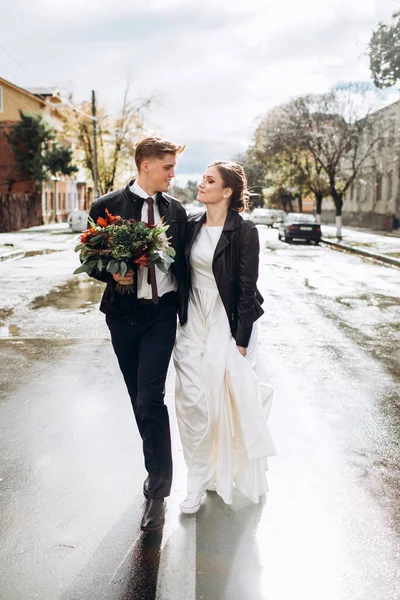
185 208 264 347
87 181 187 324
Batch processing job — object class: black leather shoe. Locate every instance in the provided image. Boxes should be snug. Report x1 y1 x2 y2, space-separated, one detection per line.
140 499 165 532
143 476 149 499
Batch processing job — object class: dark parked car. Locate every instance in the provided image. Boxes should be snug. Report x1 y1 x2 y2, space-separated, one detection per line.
278 213 321 244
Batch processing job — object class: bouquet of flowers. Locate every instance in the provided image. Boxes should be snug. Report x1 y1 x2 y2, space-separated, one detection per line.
73 209 175 293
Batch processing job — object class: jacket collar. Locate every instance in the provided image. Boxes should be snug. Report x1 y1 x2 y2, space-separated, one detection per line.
223 207 241 231
124 180 171 209
190 207 241 231
188 208 241 261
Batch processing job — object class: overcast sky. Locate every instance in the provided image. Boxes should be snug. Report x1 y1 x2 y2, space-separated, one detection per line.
0 0 399 183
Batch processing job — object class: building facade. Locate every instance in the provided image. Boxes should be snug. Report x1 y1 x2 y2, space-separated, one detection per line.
322 100 400 231
0 77 86 224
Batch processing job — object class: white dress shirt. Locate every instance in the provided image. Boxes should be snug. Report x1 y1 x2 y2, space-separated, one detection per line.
130 180 177 299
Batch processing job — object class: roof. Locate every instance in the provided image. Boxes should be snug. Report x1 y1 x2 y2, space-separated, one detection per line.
26 86 60 100
0 77 47 106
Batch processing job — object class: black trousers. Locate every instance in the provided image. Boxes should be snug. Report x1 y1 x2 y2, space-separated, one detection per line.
106 293 177 499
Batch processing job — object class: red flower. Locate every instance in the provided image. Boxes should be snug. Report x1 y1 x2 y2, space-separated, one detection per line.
80 227 97 243
105 209 123 225
96 216 108 227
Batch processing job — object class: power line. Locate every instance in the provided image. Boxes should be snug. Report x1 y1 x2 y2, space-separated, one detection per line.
0 43 96 121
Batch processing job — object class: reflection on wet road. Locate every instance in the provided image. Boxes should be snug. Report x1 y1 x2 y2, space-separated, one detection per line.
0 228 399 599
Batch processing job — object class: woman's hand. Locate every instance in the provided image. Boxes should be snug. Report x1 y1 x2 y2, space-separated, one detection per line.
113 270 134 285
237 345 247 357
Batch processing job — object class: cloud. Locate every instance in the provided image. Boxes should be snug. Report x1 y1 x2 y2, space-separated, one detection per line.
1 0 398 178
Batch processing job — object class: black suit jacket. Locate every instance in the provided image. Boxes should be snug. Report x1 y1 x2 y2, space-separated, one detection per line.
87 180 188 324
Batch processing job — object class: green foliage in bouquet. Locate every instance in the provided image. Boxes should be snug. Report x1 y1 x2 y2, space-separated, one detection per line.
73 209 176 282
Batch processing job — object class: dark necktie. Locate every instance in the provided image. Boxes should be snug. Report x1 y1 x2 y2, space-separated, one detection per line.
145 197 159 304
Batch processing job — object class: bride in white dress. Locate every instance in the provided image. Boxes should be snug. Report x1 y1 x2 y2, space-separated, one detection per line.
173 161 276 513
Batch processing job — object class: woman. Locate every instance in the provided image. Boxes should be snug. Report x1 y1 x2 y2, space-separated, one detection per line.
174 161 276 513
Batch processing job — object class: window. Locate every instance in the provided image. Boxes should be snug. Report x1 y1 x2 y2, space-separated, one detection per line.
376 173 383 203
358 181 365 204
388 119 396 145
57 192 61 210
387 172 393 201
0 86 3 112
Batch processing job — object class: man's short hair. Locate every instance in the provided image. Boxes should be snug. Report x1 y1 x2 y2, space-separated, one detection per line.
134 135 185 171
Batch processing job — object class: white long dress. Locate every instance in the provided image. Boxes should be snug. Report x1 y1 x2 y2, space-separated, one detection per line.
173 224 276 505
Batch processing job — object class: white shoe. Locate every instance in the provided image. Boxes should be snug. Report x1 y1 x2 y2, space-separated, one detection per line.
180 491 205 514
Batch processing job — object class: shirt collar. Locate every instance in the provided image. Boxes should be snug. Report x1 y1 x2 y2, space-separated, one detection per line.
130 179 157 201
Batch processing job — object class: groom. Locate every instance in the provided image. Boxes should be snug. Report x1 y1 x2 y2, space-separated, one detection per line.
88 135 187 531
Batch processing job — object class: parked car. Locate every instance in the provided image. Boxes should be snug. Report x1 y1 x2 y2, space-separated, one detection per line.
67 210 88 233
249 208 275 227
271 209 285 227
278 213 321 244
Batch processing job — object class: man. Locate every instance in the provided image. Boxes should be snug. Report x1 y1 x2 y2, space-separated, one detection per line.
88 136 187 531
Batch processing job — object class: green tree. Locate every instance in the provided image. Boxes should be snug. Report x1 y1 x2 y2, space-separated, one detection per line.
6 110 77 193
252 104 330 220
369 11 400 88
238 148 269 197
186 180 199 201
170 181 197 204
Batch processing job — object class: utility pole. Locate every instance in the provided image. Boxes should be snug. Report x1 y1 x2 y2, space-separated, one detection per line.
91 90 99 200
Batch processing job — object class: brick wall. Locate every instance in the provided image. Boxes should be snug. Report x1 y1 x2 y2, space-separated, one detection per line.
0 122 35 194
0 193 42 232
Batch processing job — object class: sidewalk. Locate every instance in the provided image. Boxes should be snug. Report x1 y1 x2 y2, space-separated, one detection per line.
0 223 77 262
321 225 400 268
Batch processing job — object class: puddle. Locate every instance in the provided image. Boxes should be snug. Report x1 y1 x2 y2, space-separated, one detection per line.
29 278 104 311
0 307 14 323
23 249 61 258
335 293 400 310
304 278 317 290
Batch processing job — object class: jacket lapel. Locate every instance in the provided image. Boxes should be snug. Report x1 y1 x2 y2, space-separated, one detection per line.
213 232 229 259
187 212 206 259
213 209 240 260
157 193 170 222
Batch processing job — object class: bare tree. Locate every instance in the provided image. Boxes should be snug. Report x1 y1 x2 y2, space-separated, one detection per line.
61 83 152 197
251 85 390 237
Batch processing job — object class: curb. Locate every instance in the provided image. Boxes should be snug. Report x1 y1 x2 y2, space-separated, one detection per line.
0 250 25 262
321 238 400 268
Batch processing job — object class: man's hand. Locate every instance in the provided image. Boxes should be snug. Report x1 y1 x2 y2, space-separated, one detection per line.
113 270 134 285
237 345 247 357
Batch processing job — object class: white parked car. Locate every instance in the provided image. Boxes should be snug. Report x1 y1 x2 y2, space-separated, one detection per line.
68 210 88 232
271 209 285 227
249 208 275 227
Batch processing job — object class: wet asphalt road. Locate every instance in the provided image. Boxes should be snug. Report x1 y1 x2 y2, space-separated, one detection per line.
0 227 399 600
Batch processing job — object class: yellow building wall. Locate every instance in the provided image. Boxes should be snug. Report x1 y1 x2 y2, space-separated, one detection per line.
0 82 44 121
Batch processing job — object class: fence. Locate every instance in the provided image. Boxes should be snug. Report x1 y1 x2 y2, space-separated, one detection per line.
0 193 42 232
